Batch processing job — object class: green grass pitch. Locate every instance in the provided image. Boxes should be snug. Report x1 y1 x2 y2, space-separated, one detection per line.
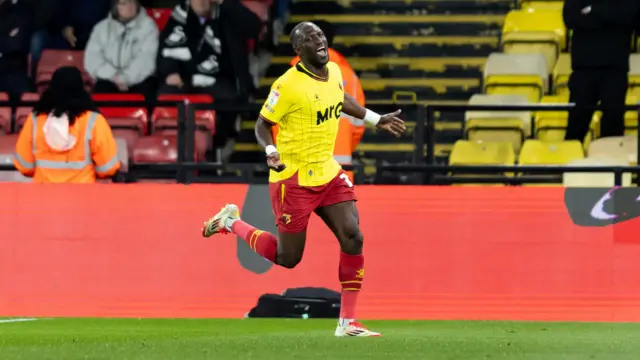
1 318 639 359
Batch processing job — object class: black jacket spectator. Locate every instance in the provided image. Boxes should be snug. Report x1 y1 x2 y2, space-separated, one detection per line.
0 0 32 99
157 0 262 98
564 0 638 71
55 0 110 49
563 0 640 141
22 0 59 32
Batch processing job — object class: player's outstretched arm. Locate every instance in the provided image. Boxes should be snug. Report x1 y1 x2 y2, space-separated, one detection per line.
255 117 286 172
343 93 407 137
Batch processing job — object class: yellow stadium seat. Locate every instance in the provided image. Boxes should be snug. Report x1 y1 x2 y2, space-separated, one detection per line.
484 53 548 103
552 53 571 96
450 140 516 165
518 140 584 186
502 10 566 72
519 140 585 165
465 94 531 153
520 0 563 11
534 94 599 147
588 136 638 165
563 157 633 187
628 54 640 97
449 140 515 186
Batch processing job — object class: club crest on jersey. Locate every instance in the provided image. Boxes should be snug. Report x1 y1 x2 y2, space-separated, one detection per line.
268 90 280 107
316 101 343 125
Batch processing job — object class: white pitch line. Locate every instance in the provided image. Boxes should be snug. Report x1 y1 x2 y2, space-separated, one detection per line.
0 318 37 324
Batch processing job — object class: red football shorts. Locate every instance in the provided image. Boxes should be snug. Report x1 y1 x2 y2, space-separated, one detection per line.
269 169 357 233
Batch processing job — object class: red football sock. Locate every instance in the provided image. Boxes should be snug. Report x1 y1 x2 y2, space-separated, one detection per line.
339 252 364 319
231 220 277 262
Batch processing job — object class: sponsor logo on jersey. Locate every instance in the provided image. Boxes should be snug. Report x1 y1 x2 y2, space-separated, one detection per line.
316 101 344 125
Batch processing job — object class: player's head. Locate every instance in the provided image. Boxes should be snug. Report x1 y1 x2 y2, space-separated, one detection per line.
290 22 329 68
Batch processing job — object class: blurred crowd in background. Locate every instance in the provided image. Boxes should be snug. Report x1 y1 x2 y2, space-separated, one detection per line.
0 0 288 161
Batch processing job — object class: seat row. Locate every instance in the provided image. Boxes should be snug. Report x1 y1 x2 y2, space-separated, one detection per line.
0 92 216 160
464 94 639 154
450 137 638 186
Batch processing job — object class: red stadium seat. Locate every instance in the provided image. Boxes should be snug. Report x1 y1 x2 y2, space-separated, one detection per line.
132 133 198 163
242 0 272 21
156 94 213 103
147 8 171 30
92 93 145 102
152 107 214 160
36 50 92 93
0 93 10 134
14 93 40 132
100 107 149 154
0 134 18 154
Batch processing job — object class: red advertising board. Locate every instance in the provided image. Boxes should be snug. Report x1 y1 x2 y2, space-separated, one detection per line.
0 184 638 322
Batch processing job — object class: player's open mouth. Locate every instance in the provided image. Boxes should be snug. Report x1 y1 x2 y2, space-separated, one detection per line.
316 47 327 56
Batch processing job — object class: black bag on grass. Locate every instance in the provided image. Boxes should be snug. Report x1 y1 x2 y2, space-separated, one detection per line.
246 287 340 319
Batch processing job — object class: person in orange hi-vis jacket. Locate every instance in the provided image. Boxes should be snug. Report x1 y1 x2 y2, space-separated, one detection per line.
271 21 366 182
13 67 120 183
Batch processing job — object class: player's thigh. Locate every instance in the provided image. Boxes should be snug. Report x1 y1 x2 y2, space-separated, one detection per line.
316 200 362 254
276 230 307 268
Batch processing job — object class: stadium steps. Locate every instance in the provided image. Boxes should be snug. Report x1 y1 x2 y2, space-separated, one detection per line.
238 0 509 180
290 0 514 15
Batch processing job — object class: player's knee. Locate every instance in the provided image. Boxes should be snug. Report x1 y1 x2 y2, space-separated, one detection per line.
341 227 363 255
277 252 303 269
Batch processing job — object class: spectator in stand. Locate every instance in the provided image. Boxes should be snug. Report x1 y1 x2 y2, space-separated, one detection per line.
84 0 158 102
0 0 32 102
157 0 262 163
23 0 60 85
13 66 120 183
53 0 110 50
563 0 639 141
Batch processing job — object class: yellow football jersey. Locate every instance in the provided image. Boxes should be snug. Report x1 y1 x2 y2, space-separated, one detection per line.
259 61 345 187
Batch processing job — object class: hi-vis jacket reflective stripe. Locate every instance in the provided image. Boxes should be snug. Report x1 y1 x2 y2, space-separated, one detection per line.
13 111 120 183
274 50 366 182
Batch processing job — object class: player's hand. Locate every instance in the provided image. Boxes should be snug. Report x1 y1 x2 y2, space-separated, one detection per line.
267 152 286 172
375 110 406 138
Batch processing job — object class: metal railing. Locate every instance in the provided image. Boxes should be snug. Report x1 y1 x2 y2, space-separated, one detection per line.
0 100 638 186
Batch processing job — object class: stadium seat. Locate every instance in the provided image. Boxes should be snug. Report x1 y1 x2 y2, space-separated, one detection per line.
534 94 599 146
563 157 632 187
465 94 531 153
147 8 171 30
151 107 215 160
520 0 563 11
483 53 548 102
501 10 566 71
132 133 198 164
0 93 10 134
100 107 148 154
92 93 145 102
552 53 571 96
449 140 516 185
15 93 40 131
628 54 640 98
242 0 272 21
36 50 91 92
0 134 17 154
588 136 638 165
115 137 129 173
156 94 213 104
519 140 584 165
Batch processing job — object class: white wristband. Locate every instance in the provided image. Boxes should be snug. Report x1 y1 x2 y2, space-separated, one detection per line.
265 145 277 155
363 109 381 126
